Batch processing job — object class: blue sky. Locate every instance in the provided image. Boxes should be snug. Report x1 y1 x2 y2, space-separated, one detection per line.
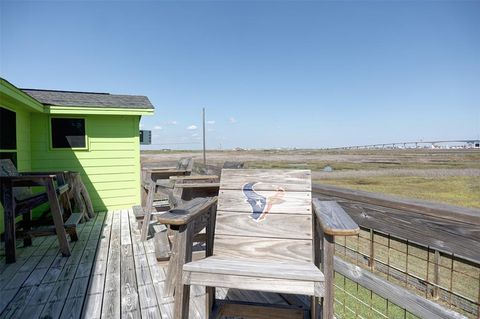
1 0 479 149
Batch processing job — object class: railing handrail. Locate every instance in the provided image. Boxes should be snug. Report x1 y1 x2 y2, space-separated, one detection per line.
313 183 480 225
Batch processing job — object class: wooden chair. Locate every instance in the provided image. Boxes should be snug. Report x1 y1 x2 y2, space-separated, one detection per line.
132 179 171 261
168 175 220 204
0 159 81 263
173 169 359 319
142 157 194 183
192 161 244 176
168 161 243 204
134 175 219 262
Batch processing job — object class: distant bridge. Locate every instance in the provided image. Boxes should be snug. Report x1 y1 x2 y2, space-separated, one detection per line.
327 139 480 150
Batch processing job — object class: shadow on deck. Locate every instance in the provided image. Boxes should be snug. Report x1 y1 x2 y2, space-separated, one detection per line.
0 209 309 318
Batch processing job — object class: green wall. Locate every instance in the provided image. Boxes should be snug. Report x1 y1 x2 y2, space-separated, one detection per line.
1 108 142 233
30 113 141 211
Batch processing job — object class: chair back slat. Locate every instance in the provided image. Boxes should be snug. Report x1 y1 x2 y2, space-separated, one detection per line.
215 169 313 262
219 169 311 192
0 159 32 201
176 157 194 171
0 159 19 177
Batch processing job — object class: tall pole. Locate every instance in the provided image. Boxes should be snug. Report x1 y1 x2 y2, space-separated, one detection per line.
202 107 206 165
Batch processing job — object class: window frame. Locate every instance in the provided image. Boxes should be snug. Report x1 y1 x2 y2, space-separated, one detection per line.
49 116 89 151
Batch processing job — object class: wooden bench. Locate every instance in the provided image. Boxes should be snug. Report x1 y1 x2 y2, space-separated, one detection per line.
0 159 80 263
165 169 359 319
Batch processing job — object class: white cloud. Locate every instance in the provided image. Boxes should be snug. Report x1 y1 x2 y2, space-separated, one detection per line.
187 125 198 130
229 117 237 124
207 120 216 125
153 125 162 130
191 133 199 137
168 120 178 125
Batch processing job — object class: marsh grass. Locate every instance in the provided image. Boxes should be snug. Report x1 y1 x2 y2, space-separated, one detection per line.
334 273 420 319
247 160 480 171
245 152 480 208
316 176 480 208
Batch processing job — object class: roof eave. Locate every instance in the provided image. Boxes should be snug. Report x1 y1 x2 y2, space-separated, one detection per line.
0 79 45 112
45 105 155 116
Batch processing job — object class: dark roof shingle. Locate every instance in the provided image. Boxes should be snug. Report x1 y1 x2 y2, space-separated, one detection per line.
21 89 154 109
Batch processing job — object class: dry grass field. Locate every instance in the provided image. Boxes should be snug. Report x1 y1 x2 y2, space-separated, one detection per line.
142 149 480 208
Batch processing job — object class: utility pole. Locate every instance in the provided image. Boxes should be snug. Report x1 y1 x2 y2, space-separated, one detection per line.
202 107 206 165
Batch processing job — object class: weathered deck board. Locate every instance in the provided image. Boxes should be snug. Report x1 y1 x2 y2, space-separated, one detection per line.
0 214 98 319
1 207 302 319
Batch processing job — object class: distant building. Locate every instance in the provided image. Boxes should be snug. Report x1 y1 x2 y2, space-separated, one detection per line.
466 140 480 149
323 165 334 172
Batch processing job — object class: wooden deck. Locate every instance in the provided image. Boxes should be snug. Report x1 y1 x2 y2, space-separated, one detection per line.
0 209 309 319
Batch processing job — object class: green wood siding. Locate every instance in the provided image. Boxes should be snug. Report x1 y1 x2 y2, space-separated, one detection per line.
30 114 141 211
0 79 150 235
16 108 32 171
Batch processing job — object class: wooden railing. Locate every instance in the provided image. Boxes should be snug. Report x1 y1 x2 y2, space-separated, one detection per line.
313 183 480 319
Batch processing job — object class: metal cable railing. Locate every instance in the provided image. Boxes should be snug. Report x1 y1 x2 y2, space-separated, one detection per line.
334 227 479 318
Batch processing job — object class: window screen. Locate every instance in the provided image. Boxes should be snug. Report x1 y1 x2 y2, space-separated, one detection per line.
0 107 17 150
51 118 86 148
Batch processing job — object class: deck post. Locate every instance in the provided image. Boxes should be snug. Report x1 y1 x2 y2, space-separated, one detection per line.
1 178 16 263
368 228 375 271
173 222 194 319
312 212 322 319
322 230 335 319
433 250 440 300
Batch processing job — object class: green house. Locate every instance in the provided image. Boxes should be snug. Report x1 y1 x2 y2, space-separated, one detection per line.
0 78 154 232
